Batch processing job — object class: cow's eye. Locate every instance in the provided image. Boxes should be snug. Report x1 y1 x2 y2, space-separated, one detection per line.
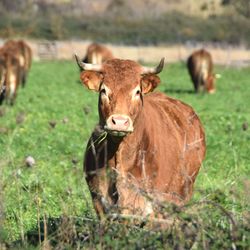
100 88 106 95
136 90 141 96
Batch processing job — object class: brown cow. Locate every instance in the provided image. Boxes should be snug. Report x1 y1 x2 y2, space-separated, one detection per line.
4 41 25 87
4 40 32 87
187 49 216 94
82 43 114 64
0 46 22 105
75 56 206 219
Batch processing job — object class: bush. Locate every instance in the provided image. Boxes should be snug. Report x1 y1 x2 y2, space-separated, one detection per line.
4 194 250 249
0 10 250 47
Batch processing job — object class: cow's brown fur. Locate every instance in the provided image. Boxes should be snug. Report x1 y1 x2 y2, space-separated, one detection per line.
4 40 32 87
4 41 25 87
79 59 206 218
187 49 216 93
0 44 22 105
83 43 114 64
17 40 32 86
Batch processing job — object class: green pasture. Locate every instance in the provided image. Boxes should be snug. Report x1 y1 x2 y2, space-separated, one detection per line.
0 60 249 248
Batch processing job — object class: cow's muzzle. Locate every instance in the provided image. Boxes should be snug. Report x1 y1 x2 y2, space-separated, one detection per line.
104 115 134 137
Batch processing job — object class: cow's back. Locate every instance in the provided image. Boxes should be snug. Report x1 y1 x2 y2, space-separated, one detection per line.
86 43 113 64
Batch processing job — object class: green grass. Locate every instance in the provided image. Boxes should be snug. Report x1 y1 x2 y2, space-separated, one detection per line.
0 61 98 241
0 60 249 248
161 63 250 212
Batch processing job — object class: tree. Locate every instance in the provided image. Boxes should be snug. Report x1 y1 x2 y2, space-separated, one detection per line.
232 0 250 19
221 0 250 19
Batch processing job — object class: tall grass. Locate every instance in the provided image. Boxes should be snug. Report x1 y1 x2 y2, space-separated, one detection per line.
0 60 249 248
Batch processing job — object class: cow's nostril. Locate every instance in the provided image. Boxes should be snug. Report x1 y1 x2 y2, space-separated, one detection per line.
107 115 133 132
112 117 116 125
124 119 129 127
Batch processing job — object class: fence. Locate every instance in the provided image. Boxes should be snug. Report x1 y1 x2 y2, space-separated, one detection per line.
13 40 250 67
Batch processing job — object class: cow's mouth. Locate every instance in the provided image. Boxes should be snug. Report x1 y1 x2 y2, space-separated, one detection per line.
104 127 131 137
104 115 134 137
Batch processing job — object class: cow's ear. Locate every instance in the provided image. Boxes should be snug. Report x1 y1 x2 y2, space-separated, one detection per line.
80 71 103 92
141 74 160 94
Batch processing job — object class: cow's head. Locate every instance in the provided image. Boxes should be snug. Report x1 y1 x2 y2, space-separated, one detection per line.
206 74 216 94
76 56 164 137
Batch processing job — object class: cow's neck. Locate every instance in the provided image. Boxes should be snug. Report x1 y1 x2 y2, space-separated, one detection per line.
106 109 149 174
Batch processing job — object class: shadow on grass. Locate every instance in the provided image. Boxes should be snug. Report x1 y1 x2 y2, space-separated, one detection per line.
164 88 195 94
6 215 198 250
6 216 95 249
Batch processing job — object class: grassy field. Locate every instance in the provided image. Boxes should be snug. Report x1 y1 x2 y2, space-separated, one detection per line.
0 60 249 249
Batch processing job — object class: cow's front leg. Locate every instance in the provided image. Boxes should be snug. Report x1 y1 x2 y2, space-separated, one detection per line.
86 167 117 219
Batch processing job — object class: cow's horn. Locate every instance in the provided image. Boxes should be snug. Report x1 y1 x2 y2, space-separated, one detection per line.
74 54 103 71
141 57 165 75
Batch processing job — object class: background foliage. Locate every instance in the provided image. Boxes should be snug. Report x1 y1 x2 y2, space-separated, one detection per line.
0 0 250 46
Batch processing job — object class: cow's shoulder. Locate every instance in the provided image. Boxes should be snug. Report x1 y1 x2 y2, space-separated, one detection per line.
144 91 202 132
145 91 195 114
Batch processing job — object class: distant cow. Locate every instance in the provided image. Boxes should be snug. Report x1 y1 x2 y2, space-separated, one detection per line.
6 52 21 105
4 40 32 87
187 49 216 93
75 56 206 218
82 43 114 65
0 47 21 105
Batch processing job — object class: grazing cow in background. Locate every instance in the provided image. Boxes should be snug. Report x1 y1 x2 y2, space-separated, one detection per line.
75 55 206 219
82 43 114 65
4 40 32 87
0 47 22 105
187 49 216 94
4 50 21 105
4 40 25 87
